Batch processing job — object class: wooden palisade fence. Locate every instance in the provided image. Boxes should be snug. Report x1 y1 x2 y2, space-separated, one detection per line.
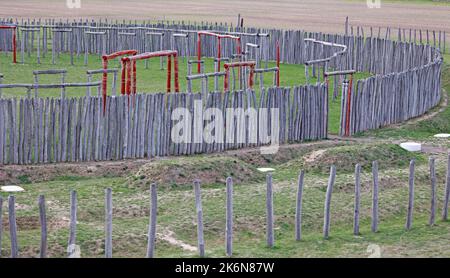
0 86 328 165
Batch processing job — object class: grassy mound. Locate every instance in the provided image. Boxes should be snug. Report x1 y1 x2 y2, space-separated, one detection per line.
280 143 426 174
131 155 264 187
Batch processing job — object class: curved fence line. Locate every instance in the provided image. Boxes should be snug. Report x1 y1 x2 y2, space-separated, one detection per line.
0 18 444 161
339 46 443 136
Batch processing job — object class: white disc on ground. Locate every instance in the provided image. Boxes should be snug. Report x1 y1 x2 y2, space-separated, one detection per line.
434 134 450 138
1 185 25 192
257 168 275 173
399 142 422 152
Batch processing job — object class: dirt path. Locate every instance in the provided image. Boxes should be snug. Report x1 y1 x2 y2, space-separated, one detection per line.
1 0 449 34
158 230 197 252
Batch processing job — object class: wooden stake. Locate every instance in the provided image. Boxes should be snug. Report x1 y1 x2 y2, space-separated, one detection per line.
146 183 157 258
105 188 113 258
295 170 305 241
354 164 361 235
371 161 379 233
406 160 415 230
323 165 336 239
225 177 233 257
429 157 437 226
266 173 274 247
8 195 19 258
193 180 205 257
39 195 47 258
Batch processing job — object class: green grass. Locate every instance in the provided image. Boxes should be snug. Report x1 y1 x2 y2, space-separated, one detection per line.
0 45 449 259
1 147 448 258
0 52 314 97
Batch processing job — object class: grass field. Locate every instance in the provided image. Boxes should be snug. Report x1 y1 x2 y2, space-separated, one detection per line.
1 138 449 258
0 0 449 258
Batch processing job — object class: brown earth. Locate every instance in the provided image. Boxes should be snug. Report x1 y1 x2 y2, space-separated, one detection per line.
0 0 449 34
0 159 148 185
0 140 345 186
130 155 265 187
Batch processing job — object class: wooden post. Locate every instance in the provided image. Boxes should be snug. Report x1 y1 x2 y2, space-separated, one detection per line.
429 157 437 226
84 33 88 66
406 160 415 230
146 183 157 258
0 73 3 98
8 195 19 258
39 195 47 258
105 188 113 258
345 17 349 36
295 170 305 241
371 161 379 233
354 164 361 235
266 173 274 247
68 190 77 257
323 165 336 239
193 180 205 257
443 154 450 221
34 74 39 98
0 196 3 257
37 29 41 64
21 30 25 64
225 177 233 257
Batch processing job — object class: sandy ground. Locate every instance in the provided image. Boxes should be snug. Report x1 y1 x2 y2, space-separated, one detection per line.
0 0 448 34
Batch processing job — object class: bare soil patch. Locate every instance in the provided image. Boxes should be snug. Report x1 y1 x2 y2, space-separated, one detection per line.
131 156 264 187
0 0 448 34
281 143 426 174
0 160 148 185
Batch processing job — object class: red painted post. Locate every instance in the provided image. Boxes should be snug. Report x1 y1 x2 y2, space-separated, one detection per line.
224 66 229 91
121 58 126 95
132 60 137 94
126 60 132 95
197 31 241 73
0 26 17 64
102 58 108 112
237 38 242 58
106 50 138 96
197 33 202 73
249 65 255 89
167 55 172 93
223 61 256 91
174 53 180 92
12 26 17 64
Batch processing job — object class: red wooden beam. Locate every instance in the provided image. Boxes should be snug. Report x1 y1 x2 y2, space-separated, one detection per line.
121 51 180 95
0 25 17 64
223 61 256 91
101 50 138 112
197 31 241 73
